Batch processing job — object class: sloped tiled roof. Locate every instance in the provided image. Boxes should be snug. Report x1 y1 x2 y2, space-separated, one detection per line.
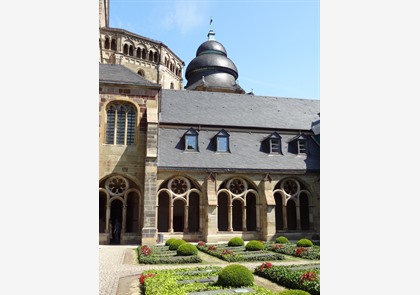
99 64 160 87
159 89 319 130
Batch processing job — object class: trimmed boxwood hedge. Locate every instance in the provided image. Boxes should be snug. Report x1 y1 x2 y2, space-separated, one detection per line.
165 238 177 246
177 243 198 256
275 236 290 244
168 239 187 250
228 237 244 247
297 239 313 247
245 240 264 251
216 264 254 287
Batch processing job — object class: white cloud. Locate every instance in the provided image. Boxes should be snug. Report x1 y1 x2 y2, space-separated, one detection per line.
162 0 206 35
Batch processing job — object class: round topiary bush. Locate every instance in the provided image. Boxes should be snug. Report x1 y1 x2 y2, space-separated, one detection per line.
245 240 264 251
216 264 254 287
275 236 290 244
168 239 187 250
176 243 198 256
296 238 313 247
228 237 244 247
165 238 177 246
277 290 311 295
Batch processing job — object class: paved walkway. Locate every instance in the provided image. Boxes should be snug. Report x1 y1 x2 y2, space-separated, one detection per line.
99 245 319 295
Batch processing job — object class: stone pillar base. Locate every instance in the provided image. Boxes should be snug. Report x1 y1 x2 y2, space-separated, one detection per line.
141 227 157 246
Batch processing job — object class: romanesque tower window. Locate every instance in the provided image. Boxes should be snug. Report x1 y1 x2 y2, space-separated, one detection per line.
142 48 146 59
136 47 142 58
129 45 134 56
104 37 110 49
123 44 128 55
154 52 158 62
149 51 153 61
105 102 136 145
111 39 116 50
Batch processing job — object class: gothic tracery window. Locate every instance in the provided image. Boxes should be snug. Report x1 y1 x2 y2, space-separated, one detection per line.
168 177 191 194
106 102 136 145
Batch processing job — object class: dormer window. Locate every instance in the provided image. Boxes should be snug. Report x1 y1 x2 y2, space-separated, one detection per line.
263 132 282 154
215 129 230 152
298 139 307 154
288 134 308 155
184 128 199 151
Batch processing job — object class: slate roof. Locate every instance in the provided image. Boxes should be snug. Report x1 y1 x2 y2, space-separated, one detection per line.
158 90 320 172
159 89 320 130
157 128 320 172
99 64 160 87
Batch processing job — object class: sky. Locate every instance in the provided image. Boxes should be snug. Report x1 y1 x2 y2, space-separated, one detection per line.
108 0 319 99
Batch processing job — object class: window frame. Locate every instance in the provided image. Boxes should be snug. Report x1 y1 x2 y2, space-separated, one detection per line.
105 102 137 146
184 128 199 152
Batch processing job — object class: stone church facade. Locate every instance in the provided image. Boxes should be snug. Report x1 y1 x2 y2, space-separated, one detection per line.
98 0 320 246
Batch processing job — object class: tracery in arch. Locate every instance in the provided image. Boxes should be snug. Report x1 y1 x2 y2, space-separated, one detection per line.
217 177 259 232
157 176 202 233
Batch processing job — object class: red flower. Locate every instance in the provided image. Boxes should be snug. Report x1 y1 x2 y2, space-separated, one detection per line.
258 262 273 271
221 249 233 255
139 273 155 284
294 247 308 256
198 241 206 247
140 245 153 256
299 271 317 283
208 245 217 251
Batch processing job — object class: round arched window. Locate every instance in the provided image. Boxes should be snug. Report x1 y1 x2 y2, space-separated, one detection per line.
168 177 190 194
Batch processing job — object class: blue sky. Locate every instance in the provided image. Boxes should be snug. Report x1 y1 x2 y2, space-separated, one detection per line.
108 0 319 99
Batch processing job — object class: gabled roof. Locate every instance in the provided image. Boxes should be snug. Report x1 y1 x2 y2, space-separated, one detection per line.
159 89 320 130
99 64 160 87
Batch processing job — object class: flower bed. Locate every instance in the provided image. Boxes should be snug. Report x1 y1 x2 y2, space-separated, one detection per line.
137 245 202 264
196 242 285 262
140 266 277 295
254 263 320 295
266 242 320 260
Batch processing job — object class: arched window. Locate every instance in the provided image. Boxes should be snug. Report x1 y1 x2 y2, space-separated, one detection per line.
142 48 146 59
137 69 145 77
105 102 136 145
111 39 117 50
129 45 134 56
136 47 142 58
104 37 110 49
170 82 174 89
149 51 153 61
123 44 129 55
154 51 158 62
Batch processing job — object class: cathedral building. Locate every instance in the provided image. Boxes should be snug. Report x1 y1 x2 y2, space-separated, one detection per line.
99 0 320 245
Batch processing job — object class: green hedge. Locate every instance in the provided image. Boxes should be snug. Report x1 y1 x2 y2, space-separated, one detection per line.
216 264 254 287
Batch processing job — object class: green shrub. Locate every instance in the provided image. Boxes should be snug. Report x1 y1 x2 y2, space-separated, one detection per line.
228 237 244 247
165 238 177 246
277 290 311 295
168 239 187 250
297 238 313 247
245 240 264 251
216 264 254 287
275 236 290 244
177 243 198 256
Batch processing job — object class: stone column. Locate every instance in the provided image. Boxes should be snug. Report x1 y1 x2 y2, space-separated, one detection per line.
106 204 111 233
242 205 247 231
168 205 174 233
228 204 233 232
296 205 301 230
282 205 288 230
184 205 189 233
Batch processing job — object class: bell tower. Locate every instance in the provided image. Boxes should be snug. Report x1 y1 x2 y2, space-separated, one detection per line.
99 0 109 28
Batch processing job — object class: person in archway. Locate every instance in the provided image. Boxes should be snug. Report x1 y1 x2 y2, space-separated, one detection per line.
113 219 121 244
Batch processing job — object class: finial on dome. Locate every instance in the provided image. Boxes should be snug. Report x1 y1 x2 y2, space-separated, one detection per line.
208 17 215 40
